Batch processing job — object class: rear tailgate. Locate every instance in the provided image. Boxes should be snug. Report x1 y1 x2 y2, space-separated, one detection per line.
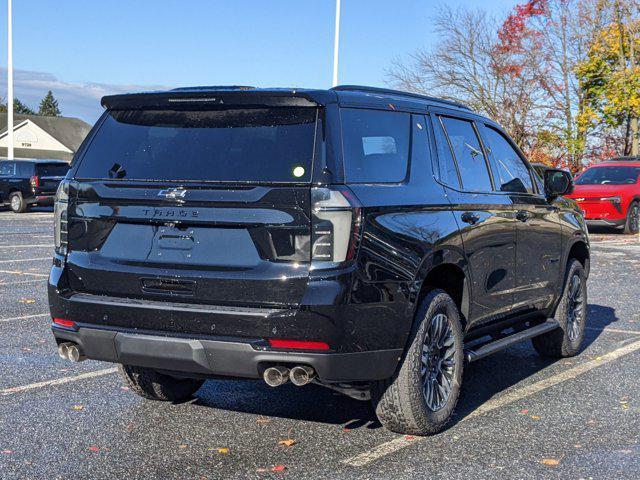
67 182 311 306
35 163 70 194
66 105 319 309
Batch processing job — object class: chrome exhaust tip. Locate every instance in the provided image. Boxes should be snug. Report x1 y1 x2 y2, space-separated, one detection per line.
57 342 71 360
263 366 290 387
66 344 86 362
289 366 316 386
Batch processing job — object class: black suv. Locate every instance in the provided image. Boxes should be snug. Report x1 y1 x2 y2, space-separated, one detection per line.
49 86 589 435
0 159 70 212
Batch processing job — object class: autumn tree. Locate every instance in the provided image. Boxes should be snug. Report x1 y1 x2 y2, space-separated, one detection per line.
576 0 640 156
387 7 546 149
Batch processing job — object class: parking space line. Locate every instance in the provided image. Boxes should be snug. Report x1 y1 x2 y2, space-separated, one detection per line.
0 368 118 397
342 338 640 467
0 313 49 323
0 257 50 264
0 245 52 249
0 269 49 277
0 279 46 286
586 326 640 335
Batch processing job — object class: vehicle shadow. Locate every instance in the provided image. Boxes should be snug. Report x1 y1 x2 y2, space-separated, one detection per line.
192 303 617 431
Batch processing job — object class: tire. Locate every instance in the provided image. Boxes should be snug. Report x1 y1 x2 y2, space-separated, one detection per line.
372 289 464 435
119 364 204 402
623 201 639 234
9 192 27 213
532 259 587 358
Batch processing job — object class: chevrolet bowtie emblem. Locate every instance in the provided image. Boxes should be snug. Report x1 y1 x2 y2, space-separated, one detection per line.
158 188 187 199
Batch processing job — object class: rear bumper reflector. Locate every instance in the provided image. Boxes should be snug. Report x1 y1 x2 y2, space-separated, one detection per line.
53 318 77 329
267 339 330 351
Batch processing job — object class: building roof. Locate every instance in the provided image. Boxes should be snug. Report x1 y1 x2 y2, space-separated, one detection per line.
0 113 91 153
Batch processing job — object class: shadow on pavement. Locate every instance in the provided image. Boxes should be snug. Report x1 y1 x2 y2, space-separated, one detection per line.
189 303 617 431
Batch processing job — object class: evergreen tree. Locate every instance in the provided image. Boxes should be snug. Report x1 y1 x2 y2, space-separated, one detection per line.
38 90 61 116
13 98 36 115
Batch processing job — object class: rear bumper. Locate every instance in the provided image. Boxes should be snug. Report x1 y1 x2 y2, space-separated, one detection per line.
51 324 401 382
586 219 626 228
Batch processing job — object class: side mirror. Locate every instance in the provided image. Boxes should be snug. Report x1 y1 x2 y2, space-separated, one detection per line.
543 169 573 199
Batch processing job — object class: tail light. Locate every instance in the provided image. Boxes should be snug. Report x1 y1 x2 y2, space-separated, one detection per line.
30 176 40 188
54 181 69 255
310 187 361 270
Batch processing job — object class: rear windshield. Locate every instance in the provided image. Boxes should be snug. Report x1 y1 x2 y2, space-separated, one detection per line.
575 166 640 185
76 107 318 183
36 163 69 177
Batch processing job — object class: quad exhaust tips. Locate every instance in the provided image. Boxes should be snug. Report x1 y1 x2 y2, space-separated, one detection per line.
263 366 290 387
57 342 86 362
289 366 316 386
263 365 316 387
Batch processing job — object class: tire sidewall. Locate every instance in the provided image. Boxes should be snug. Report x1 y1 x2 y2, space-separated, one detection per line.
404 290 465 428
554 260 587 355
625 201 639 234
9 192 25 213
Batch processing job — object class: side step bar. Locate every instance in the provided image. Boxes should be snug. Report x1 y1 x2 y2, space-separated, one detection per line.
465 319 560 363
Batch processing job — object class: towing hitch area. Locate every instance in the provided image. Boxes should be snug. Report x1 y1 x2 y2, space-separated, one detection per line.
57 342 86 362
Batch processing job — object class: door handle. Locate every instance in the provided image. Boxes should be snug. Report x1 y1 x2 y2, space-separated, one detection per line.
461 211 480 225
516 210 530 222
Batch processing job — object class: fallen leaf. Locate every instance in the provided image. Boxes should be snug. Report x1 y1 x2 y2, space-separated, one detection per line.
2 450 12 454
120 386 129 391
574 444 582 449
405 435 416 441
271 465 286 472
343 428 351 433
519 409 529 414
19 298 35 304
72 405 84 411
178 444 188 450
541 458 560 466
216 448 229 454
278 439 296 447
530 415 541 420
256 416 270 425
88 446 99 452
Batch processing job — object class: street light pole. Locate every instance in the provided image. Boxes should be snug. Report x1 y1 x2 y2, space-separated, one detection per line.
332 0 341 87
7 0 14 159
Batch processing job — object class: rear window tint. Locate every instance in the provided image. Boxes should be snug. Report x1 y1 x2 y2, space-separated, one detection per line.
341 109 410 183
76 108 318 183
36 163 69 177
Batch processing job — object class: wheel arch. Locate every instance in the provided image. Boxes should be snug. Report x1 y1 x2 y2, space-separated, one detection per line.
412 248 470 328
567 240 590 278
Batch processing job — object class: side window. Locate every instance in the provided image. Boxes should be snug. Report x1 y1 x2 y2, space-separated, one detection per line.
0 162 16 176
432 117 460 188
17 163 33 177
440 117 493 192
483 126 533 194
341 108 410 183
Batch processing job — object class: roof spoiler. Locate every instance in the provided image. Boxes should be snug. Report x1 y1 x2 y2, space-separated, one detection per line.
101 88 323 110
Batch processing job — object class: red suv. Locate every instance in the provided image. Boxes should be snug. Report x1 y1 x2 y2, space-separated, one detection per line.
568 158 640 234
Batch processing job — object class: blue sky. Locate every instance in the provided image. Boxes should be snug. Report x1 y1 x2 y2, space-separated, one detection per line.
0 0 519 123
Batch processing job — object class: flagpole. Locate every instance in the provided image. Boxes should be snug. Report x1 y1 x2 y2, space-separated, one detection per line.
7 0 14 159
332 0 341 87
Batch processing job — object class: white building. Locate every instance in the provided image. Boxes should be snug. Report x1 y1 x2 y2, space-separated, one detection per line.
0 113 91 162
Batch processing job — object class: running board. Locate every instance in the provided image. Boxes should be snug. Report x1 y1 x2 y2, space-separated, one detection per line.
464 319 560 363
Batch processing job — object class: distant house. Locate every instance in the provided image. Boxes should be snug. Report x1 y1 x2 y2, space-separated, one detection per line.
0 113 92 162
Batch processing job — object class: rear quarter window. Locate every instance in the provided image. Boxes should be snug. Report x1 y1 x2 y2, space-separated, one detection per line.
0 162 15 176
341 108 410 183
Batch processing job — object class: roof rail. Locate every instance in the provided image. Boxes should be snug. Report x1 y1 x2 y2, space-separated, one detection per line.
331 85 471 110
170 86 256 92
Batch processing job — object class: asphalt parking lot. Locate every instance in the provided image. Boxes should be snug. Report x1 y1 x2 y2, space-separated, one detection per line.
0 210 638 479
